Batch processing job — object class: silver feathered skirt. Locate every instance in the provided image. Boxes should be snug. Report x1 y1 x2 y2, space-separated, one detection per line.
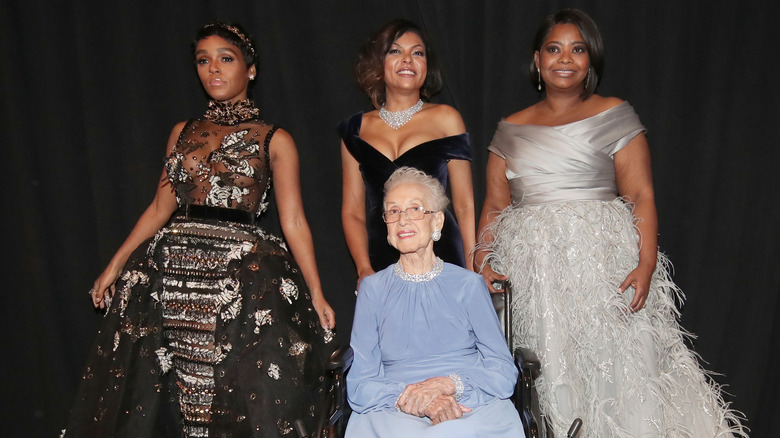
483 199 746 438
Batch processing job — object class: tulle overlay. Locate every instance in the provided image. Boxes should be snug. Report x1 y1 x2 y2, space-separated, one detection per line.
482 199 747 437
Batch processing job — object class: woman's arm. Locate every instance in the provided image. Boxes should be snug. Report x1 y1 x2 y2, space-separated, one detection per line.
451 274 518 406
91 122 185 308
270 128 335 329
347 277 406 413
614 132 658 312
436 105 476 270
448 159 476 271
340 141 375 288
474 152 512 292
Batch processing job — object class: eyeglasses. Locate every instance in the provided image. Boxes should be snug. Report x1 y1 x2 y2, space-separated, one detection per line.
382 206 435 223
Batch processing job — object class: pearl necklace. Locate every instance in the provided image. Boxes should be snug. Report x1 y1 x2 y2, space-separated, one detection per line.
379 99 424 130
393 257 444 282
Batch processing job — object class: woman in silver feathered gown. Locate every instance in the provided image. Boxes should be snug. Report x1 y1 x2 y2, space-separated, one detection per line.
476 9 747 438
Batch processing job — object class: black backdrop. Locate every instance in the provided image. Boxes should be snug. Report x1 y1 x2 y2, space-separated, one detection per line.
2 0 778 436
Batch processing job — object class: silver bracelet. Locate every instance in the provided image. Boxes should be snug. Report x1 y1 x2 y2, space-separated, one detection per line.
449 373 464 400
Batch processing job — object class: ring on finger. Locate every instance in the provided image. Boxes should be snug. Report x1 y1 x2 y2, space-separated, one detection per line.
88 288 96 295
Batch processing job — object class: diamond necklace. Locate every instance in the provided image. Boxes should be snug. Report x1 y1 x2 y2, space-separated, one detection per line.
378 99 424 130
393 257 444 282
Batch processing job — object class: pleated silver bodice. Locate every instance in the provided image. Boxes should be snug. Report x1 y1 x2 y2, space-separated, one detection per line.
488 102 646 206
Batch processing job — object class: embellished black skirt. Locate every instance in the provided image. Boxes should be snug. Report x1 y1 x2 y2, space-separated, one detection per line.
64 214 335 437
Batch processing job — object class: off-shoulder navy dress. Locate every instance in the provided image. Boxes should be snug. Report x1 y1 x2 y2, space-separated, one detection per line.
338 112 472 271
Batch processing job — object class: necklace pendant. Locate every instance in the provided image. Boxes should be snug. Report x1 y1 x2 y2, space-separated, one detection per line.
379 99 424 130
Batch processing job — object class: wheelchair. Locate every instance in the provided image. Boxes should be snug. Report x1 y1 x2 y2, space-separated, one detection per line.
305 282 582 438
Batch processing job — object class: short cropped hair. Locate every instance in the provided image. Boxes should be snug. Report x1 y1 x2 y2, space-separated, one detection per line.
384 167 449 212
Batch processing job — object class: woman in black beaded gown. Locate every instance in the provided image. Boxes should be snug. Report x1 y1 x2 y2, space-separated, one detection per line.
63 22 336 437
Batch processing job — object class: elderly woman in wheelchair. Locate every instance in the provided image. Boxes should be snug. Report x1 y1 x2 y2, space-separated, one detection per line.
344 167 524 437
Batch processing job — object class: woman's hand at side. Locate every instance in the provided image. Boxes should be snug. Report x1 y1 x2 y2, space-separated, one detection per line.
477 263 508 294
91 264 121 309
619 263 654 312
312 293 336 330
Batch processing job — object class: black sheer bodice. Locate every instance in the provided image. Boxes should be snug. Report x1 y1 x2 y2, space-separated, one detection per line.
338 111 472 271
165 118 277 215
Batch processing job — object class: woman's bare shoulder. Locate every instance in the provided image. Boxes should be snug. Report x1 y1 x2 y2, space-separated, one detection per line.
503 104 539 125
424 103 465 134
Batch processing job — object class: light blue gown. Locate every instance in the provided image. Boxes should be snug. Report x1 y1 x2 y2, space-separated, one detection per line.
346 262 524 437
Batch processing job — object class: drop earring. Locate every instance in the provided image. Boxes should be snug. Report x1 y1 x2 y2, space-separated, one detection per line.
537 67 542 92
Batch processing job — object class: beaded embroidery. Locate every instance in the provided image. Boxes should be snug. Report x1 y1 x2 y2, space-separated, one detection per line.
203 99 260 126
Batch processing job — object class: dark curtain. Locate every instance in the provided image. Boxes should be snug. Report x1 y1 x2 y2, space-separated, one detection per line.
3 0 777 435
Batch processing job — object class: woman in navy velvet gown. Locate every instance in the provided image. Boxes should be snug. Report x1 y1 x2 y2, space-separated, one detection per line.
338 19 475 288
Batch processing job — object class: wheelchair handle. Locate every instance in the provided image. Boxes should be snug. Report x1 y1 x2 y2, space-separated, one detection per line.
567 418 583 437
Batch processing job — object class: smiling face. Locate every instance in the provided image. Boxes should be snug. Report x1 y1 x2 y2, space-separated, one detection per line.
383 31 428 97
384 182 443 257
534 23 590 93
195 35 256 103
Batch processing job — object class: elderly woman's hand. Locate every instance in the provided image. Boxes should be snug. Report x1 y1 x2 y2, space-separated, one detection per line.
424 395 472 424
396 376 456 417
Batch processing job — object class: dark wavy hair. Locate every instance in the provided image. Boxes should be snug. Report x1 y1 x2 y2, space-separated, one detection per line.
193 21 258 68
530 9 604 100
355 19 443 109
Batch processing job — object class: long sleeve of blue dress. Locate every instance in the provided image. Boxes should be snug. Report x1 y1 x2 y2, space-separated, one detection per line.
347 274 406 413
452 274 517 407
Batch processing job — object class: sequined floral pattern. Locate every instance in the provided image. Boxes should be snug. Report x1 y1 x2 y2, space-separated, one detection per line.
115 270 149 317
279 278 299 304
254 309 274 334
267 363 282 380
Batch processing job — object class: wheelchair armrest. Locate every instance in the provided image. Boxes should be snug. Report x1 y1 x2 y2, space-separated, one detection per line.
325 346 353 433
327 345 354 371
514 346 543 438
514 346 541 374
